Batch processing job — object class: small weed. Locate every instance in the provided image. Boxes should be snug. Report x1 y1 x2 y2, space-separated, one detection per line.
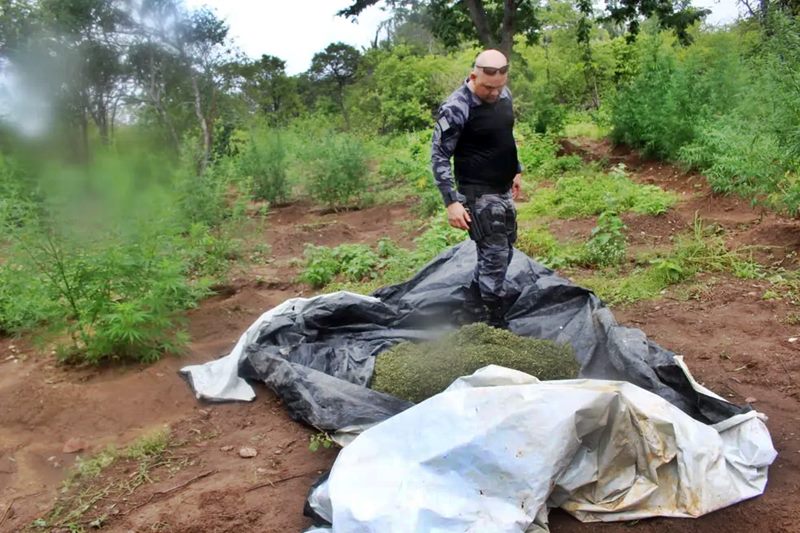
583 211 627 267
309 432 334 452
299 244 379 288
63 446 118 490
782 311 800 325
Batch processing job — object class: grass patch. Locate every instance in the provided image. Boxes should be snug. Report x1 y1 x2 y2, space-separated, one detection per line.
34 428 178 532
515 224 585 270
518 163 677 221
576 218 761 306
304 217 465 294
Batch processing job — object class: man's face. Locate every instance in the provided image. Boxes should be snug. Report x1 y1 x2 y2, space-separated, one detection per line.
470 69 508 103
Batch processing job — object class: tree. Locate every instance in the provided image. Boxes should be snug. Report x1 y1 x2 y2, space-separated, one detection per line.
340 0 709 57
230 54 300 125
127 0 233 170
309 42 361 129
0 0 131 159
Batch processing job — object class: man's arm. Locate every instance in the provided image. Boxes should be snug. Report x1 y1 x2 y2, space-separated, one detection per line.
431 105 465 206
431 103 472 229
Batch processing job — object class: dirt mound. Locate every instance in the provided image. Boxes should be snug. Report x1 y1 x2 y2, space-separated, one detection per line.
728 221 800 268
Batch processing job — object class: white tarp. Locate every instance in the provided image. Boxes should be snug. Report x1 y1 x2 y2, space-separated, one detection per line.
309 366 776 532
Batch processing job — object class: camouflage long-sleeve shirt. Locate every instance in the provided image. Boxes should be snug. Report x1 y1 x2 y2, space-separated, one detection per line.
431 81 522 206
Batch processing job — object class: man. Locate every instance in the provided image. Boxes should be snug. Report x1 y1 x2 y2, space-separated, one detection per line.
431 49 522 328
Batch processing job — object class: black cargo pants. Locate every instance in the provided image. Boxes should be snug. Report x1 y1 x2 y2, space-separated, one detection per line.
459 189 517 319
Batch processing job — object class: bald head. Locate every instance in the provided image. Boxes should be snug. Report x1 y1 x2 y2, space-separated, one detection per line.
469 49 509 103
473 49 508 71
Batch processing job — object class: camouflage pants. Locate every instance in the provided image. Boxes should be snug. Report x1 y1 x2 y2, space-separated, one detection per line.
465 191 517 310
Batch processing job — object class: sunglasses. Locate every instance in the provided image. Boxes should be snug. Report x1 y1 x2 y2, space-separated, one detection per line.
476 64 509 76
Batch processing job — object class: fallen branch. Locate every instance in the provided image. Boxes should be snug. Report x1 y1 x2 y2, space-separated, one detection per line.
125 469 216 514
0 499 15 528
246 471 321 493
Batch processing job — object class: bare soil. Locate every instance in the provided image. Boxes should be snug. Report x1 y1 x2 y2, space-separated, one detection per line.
2 146 799 532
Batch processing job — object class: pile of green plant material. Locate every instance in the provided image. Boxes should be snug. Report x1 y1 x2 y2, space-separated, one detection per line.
371 323 579 403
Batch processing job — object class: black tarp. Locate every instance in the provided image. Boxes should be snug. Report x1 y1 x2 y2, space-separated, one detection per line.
237 241 748 431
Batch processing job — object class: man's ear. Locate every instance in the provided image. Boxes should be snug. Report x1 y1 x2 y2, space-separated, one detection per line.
469 71 477 81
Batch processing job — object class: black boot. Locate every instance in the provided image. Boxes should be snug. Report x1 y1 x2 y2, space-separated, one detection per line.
486 305 508 329
455 282 488 325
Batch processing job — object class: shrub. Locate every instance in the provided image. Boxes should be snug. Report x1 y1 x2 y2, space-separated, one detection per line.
0 148 235 364
520 163 676 219
238 130 289 204
307 134 369 209
300 243 379 288
583 211 627 267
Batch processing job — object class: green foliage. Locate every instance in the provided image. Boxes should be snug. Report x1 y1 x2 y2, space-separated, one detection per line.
578 217 761 306
519 163 676 219
584 211 627 267
307 134 370 209
610 18 800 213
367 46 453 132
64 446 118 490
237 129 289 203
0 148 237 365
300 244 379 288
309 432 334 452
515 225 584 270
321 217 465 293
378 130 441 216
125 428 171 460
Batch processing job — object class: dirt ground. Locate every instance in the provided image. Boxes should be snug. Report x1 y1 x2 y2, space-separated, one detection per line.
2 146 799 532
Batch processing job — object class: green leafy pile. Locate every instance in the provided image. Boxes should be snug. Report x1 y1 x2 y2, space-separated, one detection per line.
371 323 579 403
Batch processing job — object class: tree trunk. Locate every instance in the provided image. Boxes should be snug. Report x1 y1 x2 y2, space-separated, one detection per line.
92 95 110 146
463 0 496 49
191 73 212 173
498 0 516 58
337 81 350 130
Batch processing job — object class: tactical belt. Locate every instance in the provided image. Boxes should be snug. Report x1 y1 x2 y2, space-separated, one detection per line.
459 184 511 203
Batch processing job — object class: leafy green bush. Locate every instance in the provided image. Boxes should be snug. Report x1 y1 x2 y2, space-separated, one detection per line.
520 163 676 219
307 134 370 209
300 243 379 288
378 131 442 217
609 31 744 159
0 148 237 364
609 18 800 213
11 227 206 364
238 129 290 203
583 211 627 267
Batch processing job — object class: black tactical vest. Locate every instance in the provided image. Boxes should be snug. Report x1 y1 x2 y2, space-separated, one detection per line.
454 97 518 191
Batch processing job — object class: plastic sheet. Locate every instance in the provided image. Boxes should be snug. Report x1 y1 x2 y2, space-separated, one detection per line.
181 242 748 428
308 366 776 532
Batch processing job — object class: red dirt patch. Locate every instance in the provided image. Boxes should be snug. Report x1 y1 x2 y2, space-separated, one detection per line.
0 199 418 532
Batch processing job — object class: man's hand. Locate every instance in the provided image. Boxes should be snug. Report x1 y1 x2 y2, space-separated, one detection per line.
446 202 471 230
511 173 522 200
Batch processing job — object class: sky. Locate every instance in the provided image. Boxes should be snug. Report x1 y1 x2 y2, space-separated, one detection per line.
185 0 744 75
184 0 389 75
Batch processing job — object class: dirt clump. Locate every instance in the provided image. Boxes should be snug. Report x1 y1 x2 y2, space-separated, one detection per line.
371 323 579 403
